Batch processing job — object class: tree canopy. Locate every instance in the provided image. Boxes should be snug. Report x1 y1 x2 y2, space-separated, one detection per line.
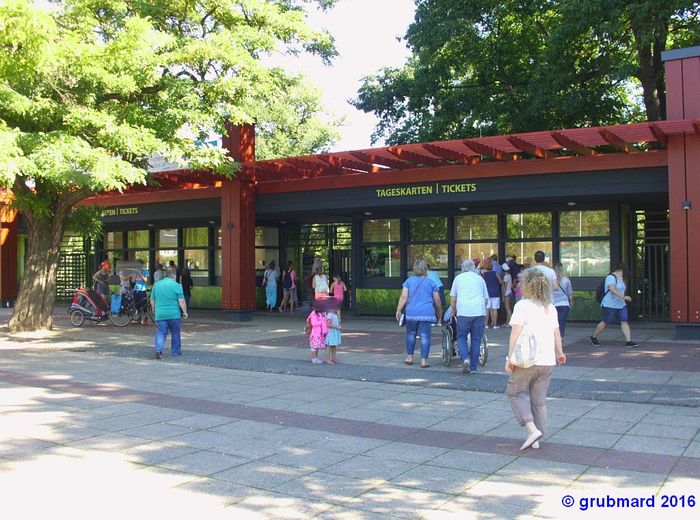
0 0 340 331
354 0 700 145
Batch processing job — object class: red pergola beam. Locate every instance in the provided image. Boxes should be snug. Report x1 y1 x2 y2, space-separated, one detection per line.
463 139 519 161
599 129 631 153
349 151 412 170
319 154 380 173
387 146 444 167
507 136 552 159
551 132 597 156
421 144 480 164
649 123 668 145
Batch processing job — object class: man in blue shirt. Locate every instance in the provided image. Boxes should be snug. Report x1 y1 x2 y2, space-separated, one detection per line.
150 268 188 359
450 259 489 374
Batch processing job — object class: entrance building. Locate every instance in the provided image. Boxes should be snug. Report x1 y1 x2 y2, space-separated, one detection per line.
1 47 699 337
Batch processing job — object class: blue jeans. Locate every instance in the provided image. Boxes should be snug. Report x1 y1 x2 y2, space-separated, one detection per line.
405 320 432 359
457 315 485 371
556 305 570 337
155 319 182 355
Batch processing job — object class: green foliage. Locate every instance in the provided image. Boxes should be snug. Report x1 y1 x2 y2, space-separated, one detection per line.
356 288 402 315
0 0 340 218
354 0 700 145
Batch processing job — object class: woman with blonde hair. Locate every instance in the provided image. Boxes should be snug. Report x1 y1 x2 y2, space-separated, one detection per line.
396 259 442 368
505 268 566 450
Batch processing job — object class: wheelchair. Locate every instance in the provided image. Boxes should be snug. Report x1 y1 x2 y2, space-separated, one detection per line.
441 316 488 368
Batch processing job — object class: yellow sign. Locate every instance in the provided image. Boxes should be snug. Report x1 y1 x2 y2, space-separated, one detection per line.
375 182 477 199
102 206 139 217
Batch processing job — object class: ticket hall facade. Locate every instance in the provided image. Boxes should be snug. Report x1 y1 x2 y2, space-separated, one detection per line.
0 47 699 337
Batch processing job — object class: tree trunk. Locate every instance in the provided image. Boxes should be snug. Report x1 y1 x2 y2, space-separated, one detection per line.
8 212 67 333
630 14 668 121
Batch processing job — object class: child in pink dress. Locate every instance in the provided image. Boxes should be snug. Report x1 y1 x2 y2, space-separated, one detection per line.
307 308 329 364
329 274 347 321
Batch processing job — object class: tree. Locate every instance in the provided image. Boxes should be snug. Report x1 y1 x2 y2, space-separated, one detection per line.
353 0 700 145
0 0 339 332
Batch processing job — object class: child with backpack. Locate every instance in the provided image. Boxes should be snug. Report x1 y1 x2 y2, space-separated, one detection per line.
306 304 329 364
590 262 638 348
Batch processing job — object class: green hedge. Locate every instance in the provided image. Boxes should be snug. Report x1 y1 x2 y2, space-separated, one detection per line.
355 287 601 321
569 290 601 321
356 288 403 316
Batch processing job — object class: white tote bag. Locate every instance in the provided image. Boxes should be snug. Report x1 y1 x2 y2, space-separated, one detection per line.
509 321 537 368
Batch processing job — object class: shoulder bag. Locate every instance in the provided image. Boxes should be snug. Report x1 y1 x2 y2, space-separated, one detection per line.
509 315 537 368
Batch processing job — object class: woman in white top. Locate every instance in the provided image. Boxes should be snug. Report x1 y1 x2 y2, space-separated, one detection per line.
311 259 329 300
505 268 566 451
263 260 279 312
552 261 574 338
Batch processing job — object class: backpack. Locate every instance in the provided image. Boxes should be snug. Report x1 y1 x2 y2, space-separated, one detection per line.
282 270 292 289
595 274 617 304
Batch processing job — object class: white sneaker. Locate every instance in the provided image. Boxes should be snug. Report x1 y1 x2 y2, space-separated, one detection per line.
532 441 540 449
493 326 501 329
311 358 323 364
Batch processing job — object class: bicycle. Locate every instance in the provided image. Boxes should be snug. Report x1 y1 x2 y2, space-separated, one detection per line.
109 290 155 327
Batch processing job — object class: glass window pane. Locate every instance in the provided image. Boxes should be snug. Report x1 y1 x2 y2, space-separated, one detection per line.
455 242 499 269
505 241 552 267
454 215 498 240
156 250 177 268
363 245 401 278
506 213 552 239
127 230 149 249
126 250 149 267
215 249 222 278
410 217 447 241
184 227 208 247
105 231 123 250
408 243 448 277
363 219 400 243
560 240 611 276
255 248 279 270
217 228 222 247
157 229 178 249
184 249 209 277
560 210 610 237
255 227 279 247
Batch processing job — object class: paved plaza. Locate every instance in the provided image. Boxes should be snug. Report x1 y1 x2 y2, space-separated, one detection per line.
1 308 699 519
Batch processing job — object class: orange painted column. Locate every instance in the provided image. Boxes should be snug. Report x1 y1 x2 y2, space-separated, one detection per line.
220 124 256 319
663 47 700 331
0 207 18 305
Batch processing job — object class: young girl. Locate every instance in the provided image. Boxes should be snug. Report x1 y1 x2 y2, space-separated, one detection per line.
325 309 342 364
329 274 347 321
307 306 329 364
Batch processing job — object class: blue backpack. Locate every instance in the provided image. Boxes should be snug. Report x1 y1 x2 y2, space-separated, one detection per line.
110 294 122 313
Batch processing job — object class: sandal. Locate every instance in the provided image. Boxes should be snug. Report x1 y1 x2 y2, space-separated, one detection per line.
421 363 430 368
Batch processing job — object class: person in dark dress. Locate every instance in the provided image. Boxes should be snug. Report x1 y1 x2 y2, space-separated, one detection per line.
180 268 193 311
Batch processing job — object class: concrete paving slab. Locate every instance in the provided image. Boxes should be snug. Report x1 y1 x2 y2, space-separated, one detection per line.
612 434 690 456
159 449 249 476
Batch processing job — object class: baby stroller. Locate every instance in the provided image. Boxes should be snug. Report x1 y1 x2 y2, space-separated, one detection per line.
441 307 488 367
68 288 110 326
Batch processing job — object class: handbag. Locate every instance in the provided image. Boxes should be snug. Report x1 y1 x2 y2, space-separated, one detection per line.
399 276 427 327
510 320 537 368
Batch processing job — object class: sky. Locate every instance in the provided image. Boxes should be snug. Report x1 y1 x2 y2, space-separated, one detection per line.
273 0 416 152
